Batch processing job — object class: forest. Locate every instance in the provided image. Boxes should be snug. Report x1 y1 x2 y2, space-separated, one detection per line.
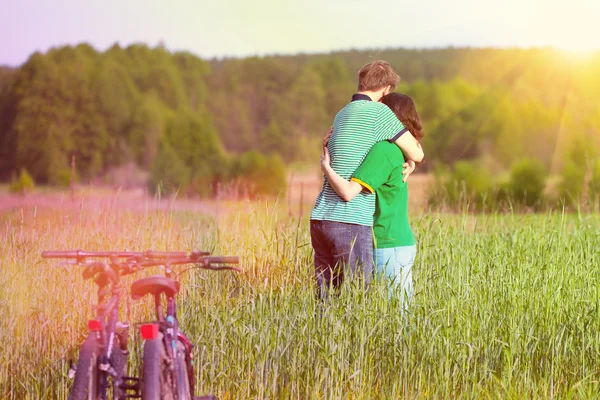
1 44 599 208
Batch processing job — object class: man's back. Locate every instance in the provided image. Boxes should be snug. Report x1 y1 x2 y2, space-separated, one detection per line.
311 95 403 226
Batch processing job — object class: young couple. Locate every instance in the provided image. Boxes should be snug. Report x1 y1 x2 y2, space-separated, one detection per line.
310 60 424 305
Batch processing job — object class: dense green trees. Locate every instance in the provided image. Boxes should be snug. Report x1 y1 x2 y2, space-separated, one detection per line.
0 44 598 203
0 67 17 181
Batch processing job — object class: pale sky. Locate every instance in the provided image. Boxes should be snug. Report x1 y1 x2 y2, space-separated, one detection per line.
2 0 599 66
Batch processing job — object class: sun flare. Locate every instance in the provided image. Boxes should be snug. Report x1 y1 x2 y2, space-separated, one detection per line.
555 39 599 60
560 47 598 59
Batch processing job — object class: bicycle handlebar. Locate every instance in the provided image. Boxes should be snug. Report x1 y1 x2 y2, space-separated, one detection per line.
41 251 80 258
42 250 242 278
41 250 189 259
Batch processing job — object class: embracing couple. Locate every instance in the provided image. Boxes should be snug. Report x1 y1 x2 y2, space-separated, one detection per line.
310 60 425 305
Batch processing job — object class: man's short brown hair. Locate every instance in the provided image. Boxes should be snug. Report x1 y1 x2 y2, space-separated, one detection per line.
357 60 400 92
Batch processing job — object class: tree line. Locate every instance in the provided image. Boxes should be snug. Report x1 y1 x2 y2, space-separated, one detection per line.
0 44 599 204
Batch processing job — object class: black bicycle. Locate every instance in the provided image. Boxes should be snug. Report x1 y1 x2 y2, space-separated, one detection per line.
42 250 240 400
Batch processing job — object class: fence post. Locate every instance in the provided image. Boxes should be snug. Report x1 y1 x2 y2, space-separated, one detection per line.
70 155 76 201
299 182 304 218
288 172 294 217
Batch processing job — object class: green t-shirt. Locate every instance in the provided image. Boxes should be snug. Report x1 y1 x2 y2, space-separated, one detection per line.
310 95 405 226
352 141 416 248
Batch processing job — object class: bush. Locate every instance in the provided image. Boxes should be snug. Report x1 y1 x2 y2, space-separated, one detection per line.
148 143 190 196
590 159 600 208
428 161 494 211
229 151 288 199
255 154 288 197
427 158 552 212
558 161 585 207
508 158 547 209
52 168 75 188
9 168 35 195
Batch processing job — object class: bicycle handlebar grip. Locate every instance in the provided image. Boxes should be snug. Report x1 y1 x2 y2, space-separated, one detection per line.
206 256 240 264
42 250 81 258
191 250 211 258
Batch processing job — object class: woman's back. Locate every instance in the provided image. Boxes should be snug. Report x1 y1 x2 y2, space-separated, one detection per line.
352 141 415 248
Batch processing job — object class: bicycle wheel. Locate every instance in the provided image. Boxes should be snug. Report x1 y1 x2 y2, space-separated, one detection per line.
68 333 128 400
175 341 191 400
110 340 128 400
141 334 175 400
68 334 98 400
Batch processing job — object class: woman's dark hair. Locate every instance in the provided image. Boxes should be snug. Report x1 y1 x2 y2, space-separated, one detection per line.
381 93 423 141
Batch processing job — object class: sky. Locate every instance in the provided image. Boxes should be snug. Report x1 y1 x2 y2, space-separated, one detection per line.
2 0 599 67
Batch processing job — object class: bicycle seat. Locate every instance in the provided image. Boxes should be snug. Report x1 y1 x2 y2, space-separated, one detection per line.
131 276 180 300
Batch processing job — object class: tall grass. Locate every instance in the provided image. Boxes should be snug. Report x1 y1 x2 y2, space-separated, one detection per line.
2 202 600 399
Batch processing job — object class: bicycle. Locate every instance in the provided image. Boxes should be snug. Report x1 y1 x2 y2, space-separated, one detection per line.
41 250 241 400
132 251 240 400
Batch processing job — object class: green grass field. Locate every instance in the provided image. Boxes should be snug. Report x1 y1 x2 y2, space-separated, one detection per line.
2 202 600 399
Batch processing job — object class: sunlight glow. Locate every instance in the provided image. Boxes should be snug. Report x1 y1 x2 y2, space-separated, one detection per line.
553 33 599 59
557 47 599 63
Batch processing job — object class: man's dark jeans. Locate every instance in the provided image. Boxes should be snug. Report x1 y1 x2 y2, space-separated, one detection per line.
310 219 374 299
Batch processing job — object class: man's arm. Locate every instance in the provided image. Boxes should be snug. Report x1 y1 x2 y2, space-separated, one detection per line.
391 129 425 163
375 106 425 164
321 147 364 201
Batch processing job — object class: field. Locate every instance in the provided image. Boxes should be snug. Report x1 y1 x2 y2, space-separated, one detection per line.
2 188 600 399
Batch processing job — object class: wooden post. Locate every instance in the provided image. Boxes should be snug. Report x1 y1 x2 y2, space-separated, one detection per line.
70 155 76 201
299 182 304 218
288 172 294 217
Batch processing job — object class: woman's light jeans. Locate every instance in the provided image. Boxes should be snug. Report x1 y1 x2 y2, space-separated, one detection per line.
374 245 417 308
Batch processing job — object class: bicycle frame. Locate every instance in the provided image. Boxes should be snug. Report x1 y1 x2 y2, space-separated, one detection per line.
82 263 129 399
134 257 240 399
165 294 196 398
137 262 196 396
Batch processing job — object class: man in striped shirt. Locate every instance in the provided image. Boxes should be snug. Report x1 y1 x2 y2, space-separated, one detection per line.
310 60 424 299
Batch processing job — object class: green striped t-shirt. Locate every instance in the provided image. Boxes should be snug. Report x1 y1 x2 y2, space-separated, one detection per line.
310 94 405 226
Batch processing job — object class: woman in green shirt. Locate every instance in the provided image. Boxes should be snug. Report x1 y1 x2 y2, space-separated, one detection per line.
321 93 423 306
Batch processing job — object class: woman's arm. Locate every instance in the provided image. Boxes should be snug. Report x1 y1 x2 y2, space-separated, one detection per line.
320 147 364 201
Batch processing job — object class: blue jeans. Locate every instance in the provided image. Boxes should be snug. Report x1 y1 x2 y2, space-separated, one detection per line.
310 220 374 299
374 245 416 306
